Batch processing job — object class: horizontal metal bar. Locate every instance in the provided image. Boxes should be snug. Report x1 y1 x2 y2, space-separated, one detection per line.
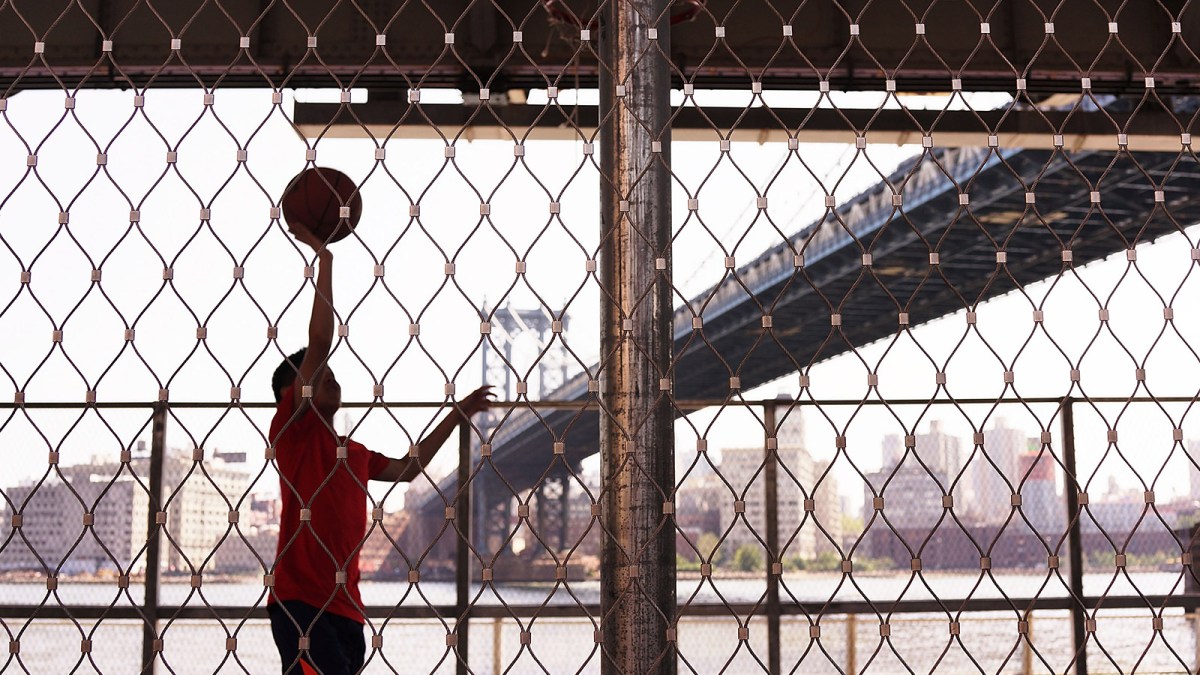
1 396 1195 411
3 594 1195 621
0 0 1192 97
3 68 1192 98
298 104 1194 151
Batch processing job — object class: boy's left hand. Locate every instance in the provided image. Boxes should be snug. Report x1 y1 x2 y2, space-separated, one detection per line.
459 385 495 418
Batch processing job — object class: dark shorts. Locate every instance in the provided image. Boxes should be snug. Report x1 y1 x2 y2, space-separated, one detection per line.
268 600 365 675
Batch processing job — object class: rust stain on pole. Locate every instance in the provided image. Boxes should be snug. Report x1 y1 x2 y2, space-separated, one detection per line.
599 0 675 673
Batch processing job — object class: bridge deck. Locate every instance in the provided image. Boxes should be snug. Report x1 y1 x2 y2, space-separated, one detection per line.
417 144 1200 514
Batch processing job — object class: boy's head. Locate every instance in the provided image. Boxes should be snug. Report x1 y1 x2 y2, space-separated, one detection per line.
272 348 307 403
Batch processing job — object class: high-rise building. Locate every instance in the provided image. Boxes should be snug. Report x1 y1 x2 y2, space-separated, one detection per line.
922 420 964 479
970 418 1029 526
2 448 254 575
5 478 144 576
676 462 725 545
718 411 841 562
1019 450 1063 536
865 421 964 532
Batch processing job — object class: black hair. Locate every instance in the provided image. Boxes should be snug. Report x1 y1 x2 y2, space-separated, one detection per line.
271 348 307 403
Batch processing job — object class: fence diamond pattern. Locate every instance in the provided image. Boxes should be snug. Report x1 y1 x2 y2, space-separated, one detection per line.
1 0 1200 673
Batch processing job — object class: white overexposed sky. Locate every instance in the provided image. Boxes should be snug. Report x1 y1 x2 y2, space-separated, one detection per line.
1 86 1198 512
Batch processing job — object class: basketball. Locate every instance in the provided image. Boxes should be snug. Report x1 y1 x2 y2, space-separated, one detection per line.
281 167 362 243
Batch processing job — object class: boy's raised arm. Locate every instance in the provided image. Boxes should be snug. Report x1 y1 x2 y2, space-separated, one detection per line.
289 221 335 410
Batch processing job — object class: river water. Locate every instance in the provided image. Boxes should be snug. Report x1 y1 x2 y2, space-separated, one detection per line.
3 573 1195 673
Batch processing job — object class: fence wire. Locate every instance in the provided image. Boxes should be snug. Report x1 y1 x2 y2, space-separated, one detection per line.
2 0 1200 673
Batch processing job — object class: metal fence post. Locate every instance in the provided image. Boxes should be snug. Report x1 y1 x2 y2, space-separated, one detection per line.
598 0 675 672
1022 609 1033 675
493 617 503 675
1061 397 1088 675
141 401 168 674
456 419 472 675
846 614 857 673
764 402 781 675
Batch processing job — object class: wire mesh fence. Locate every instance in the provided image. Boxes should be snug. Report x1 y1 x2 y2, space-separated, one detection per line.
2 0 1200 673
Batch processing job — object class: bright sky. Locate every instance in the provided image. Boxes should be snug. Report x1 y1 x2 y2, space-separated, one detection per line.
2 87 1198 512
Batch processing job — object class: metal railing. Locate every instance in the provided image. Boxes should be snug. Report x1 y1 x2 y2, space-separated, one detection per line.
5 395 1197 673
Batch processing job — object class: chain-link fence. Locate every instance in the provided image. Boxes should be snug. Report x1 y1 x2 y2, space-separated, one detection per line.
3 0 1200 673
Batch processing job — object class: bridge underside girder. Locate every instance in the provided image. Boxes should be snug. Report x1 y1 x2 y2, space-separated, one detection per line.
432 146 1200 516
296 105 1196 151
0 0 1195 94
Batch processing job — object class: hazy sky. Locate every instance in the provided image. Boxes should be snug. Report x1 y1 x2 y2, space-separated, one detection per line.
2 86 1198 512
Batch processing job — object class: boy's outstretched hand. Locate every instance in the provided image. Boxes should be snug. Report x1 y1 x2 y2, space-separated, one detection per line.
375 385 498 483
459 385 495 419
287 219 326 253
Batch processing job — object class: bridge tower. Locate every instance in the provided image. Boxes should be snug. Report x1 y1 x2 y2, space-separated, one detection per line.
476 304 573 559
481 304 572 399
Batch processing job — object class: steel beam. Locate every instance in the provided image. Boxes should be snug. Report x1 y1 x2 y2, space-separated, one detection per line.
296 103 1197 151
0 0 1194 94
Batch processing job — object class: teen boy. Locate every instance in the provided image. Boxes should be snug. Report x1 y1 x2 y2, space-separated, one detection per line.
268 221 492 674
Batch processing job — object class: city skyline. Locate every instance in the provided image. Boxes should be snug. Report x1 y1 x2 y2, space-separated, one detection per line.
10 412 1197 577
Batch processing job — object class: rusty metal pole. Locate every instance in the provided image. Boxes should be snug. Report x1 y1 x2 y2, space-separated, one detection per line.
846 614 857 672
1022 609 1033 675
141 402 167 674
455 420 472 675
599 0 675 673
1061 398 1089 675
764 403 781 675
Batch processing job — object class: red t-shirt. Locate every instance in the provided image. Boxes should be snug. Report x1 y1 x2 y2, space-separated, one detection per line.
269 386 390 623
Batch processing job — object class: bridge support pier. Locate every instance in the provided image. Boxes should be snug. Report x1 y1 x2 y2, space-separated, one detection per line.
599 1 676 673
534 472 571 553
480 486 513 558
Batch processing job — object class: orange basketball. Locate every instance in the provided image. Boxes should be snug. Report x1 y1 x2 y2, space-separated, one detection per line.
281 167 362 243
